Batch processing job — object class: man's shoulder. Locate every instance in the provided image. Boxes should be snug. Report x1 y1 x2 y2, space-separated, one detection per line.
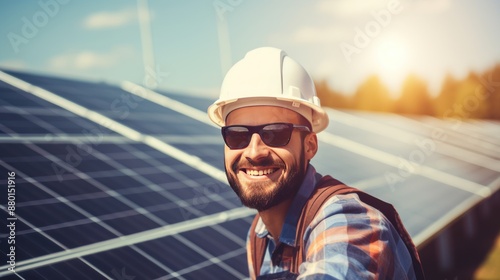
300 175 424 279
307 175 392 225
308 191 389 230
299 186 420 279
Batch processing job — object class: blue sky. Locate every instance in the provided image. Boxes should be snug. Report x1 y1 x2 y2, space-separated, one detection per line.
1 0 499 98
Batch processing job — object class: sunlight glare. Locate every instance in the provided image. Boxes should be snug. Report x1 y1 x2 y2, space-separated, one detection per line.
376 40 409 73
374 40 410 94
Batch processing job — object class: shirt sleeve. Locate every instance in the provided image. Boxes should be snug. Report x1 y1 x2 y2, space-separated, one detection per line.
298 193 416 280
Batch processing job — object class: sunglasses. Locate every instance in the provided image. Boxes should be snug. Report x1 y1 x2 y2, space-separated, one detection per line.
221 122 311 149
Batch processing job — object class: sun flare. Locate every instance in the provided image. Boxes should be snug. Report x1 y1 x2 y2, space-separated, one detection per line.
376 40 409 73
373 40 411 93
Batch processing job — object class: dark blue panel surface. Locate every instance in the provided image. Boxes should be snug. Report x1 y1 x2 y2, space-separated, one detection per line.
169 143 225 169
18 259 109 280
83 245 173 279
157 89 214 112
0 80 60 109
0 222 63 261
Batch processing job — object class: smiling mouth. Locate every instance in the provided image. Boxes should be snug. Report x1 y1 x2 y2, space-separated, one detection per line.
242 168 279 177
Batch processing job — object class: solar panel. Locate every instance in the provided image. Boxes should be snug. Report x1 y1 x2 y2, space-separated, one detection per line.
0 69 498 279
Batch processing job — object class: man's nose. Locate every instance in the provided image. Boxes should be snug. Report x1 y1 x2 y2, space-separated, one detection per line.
242 133 270 161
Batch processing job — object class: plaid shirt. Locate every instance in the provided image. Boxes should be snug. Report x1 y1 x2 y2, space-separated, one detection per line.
247 165 417 279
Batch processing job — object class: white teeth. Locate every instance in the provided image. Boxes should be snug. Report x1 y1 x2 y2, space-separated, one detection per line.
246 169 275 176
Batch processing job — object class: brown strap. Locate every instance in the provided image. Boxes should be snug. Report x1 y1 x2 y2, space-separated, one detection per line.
250 214 267 278
294 177 347 270
249 175 425 279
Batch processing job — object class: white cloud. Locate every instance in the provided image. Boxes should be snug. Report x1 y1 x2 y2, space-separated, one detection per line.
0 60 27 70
48 47 133 70
317 0 451 18
296 0 397 45
316 0 389 18
83 8 136 29
293 25 351 44
411 0 451 14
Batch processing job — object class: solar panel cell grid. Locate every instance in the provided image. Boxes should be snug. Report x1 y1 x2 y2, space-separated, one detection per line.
118 116 216 136
20 259 107 280
312 145 395 182
1 113 54 134
45 223 119 249
168 143 224 168
0 69 498 279
0 111 117 138
11 231 61 260
155 89 215 112
5 160 60 178
103 213 161 236
0 81 59 109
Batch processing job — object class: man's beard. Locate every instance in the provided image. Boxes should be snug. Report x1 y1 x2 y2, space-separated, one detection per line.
225 151 306 211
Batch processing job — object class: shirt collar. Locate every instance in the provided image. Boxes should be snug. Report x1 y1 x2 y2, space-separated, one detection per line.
254 164 319 246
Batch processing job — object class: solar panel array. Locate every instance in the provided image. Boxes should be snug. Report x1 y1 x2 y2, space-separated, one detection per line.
0 69 499 279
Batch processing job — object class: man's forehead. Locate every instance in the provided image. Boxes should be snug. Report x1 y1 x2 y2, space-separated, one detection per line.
226 106 302 125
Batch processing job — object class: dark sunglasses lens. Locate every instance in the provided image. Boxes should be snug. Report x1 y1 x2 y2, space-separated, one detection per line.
224 126 251 149
261 123 292 147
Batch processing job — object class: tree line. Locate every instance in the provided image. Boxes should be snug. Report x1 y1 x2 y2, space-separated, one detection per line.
315 64 500 120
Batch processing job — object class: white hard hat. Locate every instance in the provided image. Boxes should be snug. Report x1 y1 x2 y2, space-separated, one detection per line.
207 47 329 132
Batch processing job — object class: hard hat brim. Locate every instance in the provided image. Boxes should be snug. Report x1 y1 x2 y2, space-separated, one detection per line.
207 96 329 133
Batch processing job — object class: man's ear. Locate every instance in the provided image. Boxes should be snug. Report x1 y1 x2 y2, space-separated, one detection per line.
304 133 318 161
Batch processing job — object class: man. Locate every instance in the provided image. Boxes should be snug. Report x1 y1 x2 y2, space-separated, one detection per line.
208 47 424 279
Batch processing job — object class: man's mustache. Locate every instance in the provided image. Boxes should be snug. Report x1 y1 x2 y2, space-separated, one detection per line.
232 156 286 173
